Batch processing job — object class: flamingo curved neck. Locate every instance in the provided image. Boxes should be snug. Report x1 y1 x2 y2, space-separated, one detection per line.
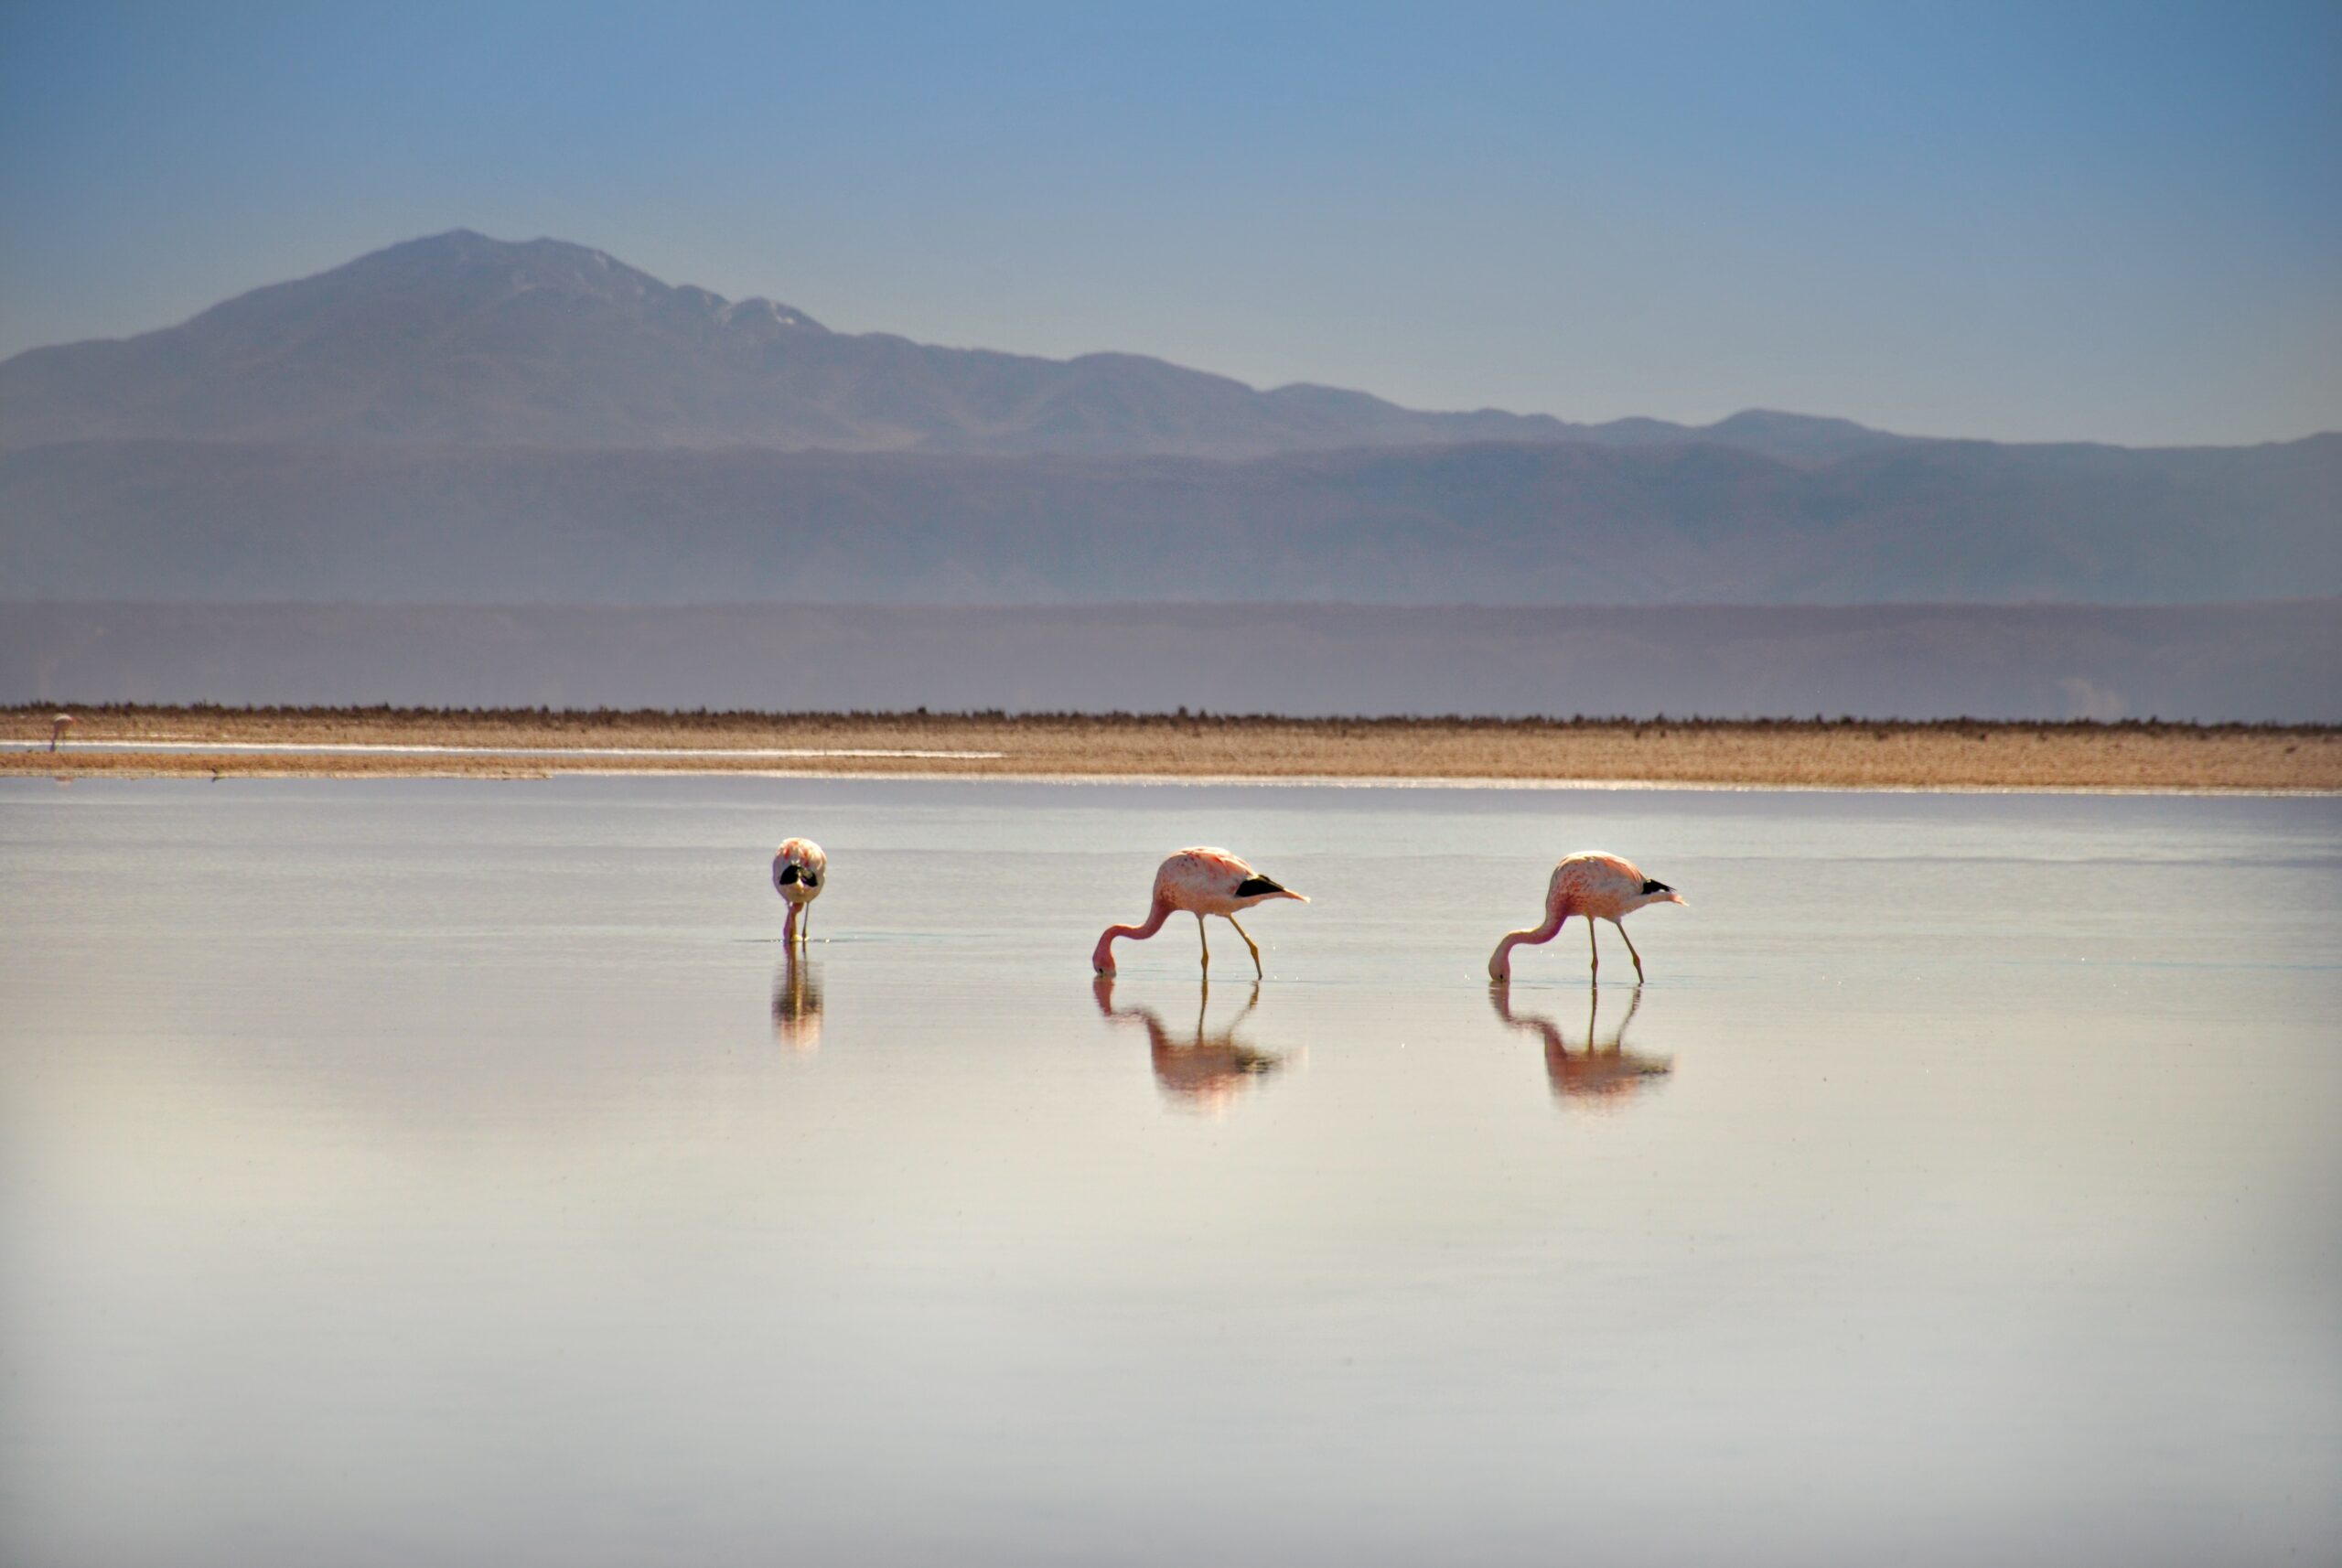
1092 899 1172 973
1488 908 1569 981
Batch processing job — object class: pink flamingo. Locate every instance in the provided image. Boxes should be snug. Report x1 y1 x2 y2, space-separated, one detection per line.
1092 847 1307 978
771 837 827 945
1488 852 1685 983
49 713 74 752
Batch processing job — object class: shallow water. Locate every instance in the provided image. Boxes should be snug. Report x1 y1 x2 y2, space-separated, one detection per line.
2 778 2337 1567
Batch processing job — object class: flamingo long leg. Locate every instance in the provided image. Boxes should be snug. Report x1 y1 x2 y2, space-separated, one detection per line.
1615 919 1644 983
1197 912 1210 973
1227 915 1263 978
1587 917 1600 979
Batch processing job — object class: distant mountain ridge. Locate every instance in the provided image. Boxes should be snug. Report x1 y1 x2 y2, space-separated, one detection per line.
1 230 1918 460
8 433 2335 605
0 231 2335 610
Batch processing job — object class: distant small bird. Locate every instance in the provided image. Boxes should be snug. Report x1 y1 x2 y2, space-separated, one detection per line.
48 713 74 752
1488 851 1685 983
771 837 827 945
1092 846 1307 977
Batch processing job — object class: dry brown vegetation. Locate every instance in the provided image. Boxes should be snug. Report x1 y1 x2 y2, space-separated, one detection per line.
5 705 2337 791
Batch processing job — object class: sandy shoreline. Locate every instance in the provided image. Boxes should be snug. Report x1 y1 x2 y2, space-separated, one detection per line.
6 707 2337 792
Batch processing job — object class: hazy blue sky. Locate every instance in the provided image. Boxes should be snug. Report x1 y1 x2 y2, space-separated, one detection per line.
2 0 2336 444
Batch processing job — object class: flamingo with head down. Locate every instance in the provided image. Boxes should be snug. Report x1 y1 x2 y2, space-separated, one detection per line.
1092 847 1307 978
771 837 827 946
1488 851 1685 983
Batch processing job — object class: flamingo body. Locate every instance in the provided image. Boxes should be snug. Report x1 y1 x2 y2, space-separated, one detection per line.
1488 851 1685 983
1092 846 1306 976
772 837 827 945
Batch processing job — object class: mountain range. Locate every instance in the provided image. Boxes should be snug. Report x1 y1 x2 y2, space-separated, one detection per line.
1 230 2335 607
1 230 1918 462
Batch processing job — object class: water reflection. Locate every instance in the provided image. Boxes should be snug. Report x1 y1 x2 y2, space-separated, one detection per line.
1488 982 1672 1111
770 951 823 1053
1092 976 1285 1112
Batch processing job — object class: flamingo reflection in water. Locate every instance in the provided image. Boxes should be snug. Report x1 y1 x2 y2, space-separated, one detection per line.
1488 982 1672 1111
770 951 823 1054
1092 976 1285 1112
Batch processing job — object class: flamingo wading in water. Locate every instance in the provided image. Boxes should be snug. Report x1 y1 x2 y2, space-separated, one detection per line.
772 837 827 946
1092 847 1307 978
1488 852 1685 983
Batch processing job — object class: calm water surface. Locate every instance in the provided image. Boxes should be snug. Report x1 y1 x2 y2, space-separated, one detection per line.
3 778 2337 1566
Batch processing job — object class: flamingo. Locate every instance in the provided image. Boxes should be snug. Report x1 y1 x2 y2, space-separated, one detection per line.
48 713 74 752
771 837 827 945
1488 851 1685 983
1091 846 1307 978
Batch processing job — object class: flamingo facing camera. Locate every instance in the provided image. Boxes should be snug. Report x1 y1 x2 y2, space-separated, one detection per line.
772 837 827 945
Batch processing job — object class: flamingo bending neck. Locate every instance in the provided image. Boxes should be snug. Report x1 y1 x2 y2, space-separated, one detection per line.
1488 906 1569 983
1093 898 1172 974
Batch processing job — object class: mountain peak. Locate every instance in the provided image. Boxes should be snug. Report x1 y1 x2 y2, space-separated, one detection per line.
340 228 664 297
0 230 1895 460
0 231 1572 454
1701 408 1904 462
